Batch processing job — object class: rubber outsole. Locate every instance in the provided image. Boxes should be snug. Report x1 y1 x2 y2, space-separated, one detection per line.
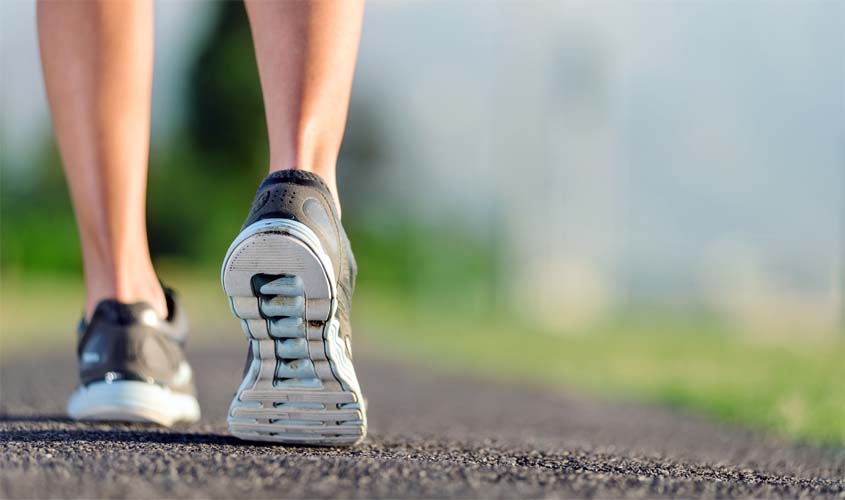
221 218 366 446
67 380 201 427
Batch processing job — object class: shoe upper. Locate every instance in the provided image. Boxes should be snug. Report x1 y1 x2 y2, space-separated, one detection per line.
243 170 358 352
75 288 196 396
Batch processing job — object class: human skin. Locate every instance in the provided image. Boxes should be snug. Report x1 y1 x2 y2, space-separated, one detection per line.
244 0 365 213
38 0 164 320
38 0 364 320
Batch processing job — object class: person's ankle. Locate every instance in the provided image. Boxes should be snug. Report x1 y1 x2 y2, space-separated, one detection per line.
84 269 167 322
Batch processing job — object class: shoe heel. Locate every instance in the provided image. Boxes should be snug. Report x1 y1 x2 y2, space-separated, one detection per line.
221 219 366 445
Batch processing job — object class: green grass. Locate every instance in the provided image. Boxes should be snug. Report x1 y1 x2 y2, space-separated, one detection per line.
3 272 843 445
354 291 845 446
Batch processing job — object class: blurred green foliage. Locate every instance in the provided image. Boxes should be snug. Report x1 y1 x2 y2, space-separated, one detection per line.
1 143 80 273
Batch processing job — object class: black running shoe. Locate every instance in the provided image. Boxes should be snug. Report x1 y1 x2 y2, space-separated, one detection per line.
67 289 201 425
221 170 365 445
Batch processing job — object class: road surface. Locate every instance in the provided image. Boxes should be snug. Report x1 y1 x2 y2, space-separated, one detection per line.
2 344 843 498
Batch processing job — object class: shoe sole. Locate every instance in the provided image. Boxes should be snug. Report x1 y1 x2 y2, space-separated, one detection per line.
67 380 201 426
221 218 366 446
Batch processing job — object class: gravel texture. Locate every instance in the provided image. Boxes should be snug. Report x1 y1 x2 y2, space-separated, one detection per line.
2 344 843 498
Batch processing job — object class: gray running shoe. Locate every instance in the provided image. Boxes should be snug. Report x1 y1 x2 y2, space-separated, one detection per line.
67 289 201 425
221 170 365 445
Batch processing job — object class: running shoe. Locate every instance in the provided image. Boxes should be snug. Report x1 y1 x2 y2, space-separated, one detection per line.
67 288 201 425
221 170 365 445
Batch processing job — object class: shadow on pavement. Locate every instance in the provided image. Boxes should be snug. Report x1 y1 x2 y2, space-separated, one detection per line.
2 429 237 446
0 414 71 423
0 415 343 450
0 413 240 445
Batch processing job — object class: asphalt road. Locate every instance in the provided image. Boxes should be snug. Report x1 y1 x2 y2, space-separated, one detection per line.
2 343 843 498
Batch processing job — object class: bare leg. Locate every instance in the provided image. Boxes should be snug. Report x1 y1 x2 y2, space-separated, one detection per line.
38 0 165 319
244 0 365 213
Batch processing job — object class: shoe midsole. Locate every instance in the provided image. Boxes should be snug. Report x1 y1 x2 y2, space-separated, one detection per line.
67 380 200 425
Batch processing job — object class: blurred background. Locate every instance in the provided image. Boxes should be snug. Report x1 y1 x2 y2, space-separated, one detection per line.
2 1 843 443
